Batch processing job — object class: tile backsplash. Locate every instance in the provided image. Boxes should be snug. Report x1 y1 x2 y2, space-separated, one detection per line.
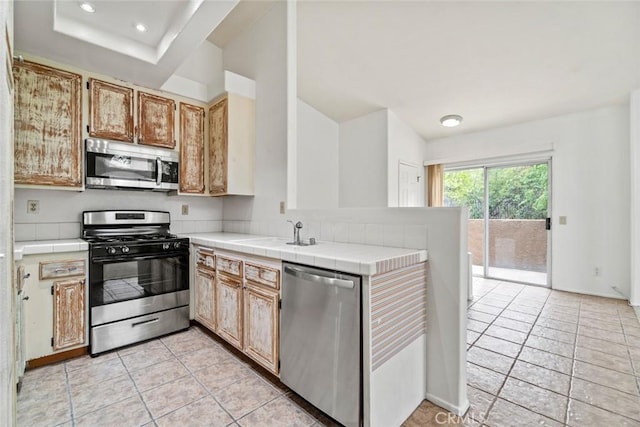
14 188 223 241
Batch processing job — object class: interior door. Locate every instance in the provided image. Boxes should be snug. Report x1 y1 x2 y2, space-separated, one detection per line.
399 162 419 207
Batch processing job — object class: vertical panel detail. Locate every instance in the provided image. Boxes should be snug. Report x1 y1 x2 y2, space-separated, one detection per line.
243 284 279 374
179 102 205 193
370 262 427 371
53 278 85 351
208 96 228 195
195 268 216 331
88 78 134 142
138 91 175 148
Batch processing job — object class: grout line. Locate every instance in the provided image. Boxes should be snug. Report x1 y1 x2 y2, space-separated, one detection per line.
63 361 76 427
117 348 155 424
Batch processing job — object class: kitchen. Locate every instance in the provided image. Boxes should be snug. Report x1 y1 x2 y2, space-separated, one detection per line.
2 1 640 426
1 1 469 426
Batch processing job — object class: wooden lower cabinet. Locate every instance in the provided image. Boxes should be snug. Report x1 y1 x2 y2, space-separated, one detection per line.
243 283 279 374
52 278 86 351
194 268 216 331
216 273 243 349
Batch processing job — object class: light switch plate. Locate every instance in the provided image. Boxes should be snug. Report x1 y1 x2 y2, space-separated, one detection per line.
279 201 285 214
559 216 567 225
181 204 189 215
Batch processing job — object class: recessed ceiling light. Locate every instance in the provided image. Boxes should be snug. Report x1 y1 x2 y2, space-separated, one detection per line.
79 2 95 13
440 114 463 127
135 23 147 33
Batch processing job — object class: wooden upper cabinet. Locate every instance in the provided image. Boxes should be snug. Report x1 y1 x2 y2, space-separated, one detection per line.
88 78 134 142
209 96 228 195
179 103 205 194
138 91 175 149
208 93 255 196
13 61 82 187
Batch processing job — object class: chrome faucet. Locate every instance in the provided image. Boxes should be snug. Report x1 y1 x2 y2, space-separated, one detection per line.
286 220 305 246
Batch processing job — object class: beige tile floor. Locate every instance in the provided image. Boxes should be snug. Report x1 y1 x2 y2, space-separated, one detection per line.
17 278 640 427
404 277 640 426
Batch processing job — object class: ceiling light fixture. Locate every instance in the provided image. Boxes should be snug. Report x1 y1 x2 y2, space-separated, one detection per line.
440 114 463 128
79 2 95 13
135 23 147 33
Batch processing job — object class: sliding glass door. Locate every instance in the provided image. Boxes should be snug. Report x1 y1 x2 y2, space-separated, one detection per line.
444 161 550 287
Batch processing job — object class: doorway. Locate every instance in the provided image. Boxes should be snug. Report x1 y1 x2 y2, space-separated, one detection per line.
444 160 551 287
398 161 420 207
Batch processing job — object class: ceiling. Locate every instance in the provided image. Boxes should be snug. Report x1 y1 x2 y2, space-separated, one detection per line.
13 1 640 142
297 1 640 140
14 0 239 88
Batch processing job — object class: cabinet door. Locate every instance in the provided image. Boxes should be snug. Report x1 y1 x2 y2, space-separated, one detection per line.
138 91 175 148
208 96 228 195
53 278 85 351
195 268 216 331
13 60 82 187
179 102 205 194
244 284 279 374
216 273 242 349
88 78 134 142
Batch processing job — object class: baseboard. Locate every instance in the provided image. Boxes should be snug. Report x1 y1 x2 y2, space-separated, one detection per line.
27 346 88 369
426 392 469 417
551 286 627 301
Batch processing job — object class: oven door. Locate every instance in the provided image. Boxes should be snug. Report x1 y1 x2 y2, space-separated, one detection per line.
89 251 188 325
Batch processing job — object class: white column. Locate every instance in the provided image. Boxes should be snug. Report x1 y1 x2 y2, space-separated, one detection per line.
630 90 640 306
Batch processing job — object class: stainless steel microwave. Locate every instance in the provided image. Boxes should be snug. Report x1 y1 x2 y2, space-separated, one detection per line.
85 139 179 191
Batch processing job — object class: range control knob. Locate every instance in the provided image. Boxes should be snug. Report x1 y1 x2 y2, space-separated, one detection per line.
107 247 117 255
121 246 130 254
173 242 181 249
162 243 170 250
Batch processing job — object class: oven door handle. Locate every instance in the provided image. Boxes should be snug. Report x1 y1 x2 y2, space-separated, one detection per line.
91 252 188 264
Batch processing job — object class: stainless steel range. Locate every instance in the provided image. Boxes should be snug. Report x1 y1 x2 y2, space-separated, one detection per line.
83 210 190 355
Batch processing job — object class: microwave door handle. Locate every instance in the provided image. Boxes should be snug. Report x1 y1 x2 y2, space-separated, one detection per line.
156 157 162 185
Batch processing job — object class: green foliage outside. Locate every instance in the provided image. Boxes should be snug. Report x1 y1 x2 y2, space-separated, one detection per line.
444 164 548 220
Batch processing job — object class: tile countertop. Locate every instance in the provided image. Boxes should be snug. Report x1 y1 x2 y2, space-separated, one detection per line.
182 232 428 276
14 239 89 261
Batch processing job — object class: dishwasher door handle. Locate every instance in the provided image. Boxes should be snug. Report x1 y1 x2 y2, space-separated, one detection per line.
284 265 355 289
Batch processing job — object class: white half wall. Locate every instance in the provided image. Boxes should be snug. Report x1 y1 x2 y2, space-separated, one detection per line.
297 99 339 209
630 90 640 307
425 105 631 299
387 110 426 207
339 109 388 208
222 2 290 223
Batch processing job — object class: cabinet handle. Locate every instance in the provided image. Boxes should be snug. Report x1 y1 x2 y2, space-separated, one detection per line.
22 273 30 279
22 295 29 301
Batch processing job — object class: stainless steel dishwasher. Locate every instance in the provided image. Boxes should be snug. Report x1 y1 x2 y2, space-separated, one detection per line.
280 262 361 427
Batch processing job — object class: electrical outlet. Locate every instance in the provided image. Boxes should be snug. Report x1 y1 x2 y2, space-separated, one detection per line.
279 201 285 214
595 267 600 276
181 204 189 216
559 216 567 225
27 200 39 214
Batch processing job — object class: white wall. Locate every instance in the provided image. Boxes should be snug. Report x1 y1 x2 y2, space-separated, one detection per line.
339 109 388 208
425 104 631 299
0 0 15 424
387 110 426 207
221 2 290 227
14 189 223 240
297 99 339 209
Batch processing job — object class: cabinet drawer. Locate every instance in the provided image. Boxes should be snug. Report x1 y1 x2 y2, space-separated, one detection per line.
216 255 243 278
39 259 85 280
245 263 280 290
196 247 215 270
